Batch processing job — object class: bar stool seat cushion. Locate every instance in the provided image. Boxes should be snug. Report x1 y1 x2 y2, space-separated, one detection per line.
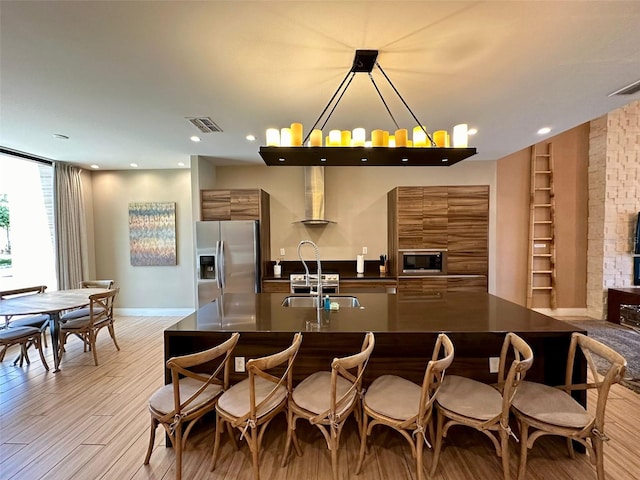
512 380 592 429
217 376 287 419
364 375 421 421
292 371 356 416
149 377 224 416
436 374 502 421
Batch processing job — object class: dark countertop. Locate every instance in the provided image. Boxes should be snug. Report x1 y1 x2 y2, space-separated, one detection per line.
167 292 583 335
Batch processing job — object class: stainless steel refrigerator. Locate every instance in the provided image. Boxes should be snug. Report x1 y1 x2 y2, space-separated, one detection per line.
195 220 260 308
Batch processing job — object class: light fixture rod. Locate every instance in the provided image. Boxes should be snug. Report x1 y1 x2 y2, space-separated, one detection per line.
303 69 355 145
318 73 356 133
375 61 436 146
302 49 437 146
368 72 400 130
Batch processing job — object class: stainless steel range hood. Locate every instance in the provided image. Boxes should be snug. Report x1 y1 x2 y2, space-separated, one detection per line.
298 166 335 226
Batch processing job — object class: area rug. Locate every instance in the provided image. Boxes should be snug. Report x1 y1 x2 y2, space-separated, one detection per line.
568 320 640 393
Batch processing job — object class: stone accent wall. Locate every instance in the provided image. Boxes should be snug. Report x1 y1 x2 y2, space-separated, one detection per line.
587 100 640 319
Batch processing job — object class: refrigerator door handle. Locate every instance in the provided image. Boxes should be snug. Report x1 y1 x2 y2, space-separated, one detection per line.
215 240 223 290
219 240 226 289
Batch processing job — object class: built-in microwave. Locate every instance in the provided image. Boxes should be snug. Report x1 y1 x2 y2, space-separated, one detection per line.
399 249 447 276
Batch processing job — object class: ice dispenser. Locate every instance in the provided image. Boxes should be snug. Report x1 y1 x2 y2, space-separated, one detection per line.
199 255 216 280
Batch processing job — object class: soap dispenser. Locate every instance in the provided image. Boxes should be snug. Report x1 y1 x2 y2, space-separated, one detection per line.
324 295 330 310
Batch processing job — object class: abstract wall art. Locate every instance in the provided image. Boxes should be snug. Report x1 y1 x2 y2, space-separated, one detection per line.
128 202 177 266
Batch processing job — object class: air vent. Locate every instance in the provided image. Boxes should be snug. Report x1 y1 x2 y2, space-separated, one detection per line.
608 79 640 96
186 117 223 133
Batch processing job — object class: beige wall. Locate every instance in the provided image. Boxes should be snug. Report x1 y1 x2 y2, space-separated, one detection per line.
495 124 590 310
90 169 194 312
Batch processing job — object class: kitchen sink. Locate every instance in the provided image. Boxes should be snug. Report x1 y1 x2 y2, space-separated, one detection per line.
281 295 361 308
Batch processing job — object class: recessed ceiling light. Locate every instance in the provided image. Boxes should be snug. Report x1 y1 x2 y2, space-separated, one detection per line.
190 136 201 142
130 163 138 168
467 128 478 136
537 127 551 135
90 164 99 169
246 134 256 142
178 162 185 167
53 133 69 140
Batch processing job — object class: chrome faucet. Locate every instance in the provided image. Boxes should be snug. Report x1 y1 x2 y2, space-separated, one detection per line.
297 240 323 311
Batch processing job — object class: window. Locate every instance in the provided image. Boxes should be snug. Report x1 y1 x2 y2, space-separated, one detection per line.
0 154 57 291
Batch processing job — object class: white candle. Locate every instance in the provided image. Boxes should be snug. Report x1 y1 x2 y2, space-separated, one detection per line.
266 128 280 146
453 123 468 148
352 128 366 146
280 127 292 147
329 130 341 146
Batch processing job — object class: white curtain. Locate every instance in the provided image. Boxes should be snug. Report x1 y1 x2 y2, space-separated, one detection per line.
54 162 88 290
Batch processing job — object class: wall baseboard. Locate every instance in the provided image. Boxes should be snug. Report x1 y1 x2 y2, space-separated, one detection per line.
115 308 194 317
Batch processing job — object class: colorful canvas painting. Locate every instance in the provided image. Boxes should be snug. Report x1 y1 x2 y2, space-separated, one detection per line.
129 202 177 266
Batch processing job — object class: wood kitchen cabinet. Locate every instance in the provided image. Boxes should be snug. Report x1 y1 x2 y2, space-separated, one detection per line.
389 185 489 293
446 186 489 275
339 279 398 294
201 189 271 284
201 189 268 221
262 280 290 293
389 187 448 250
398 276 487 295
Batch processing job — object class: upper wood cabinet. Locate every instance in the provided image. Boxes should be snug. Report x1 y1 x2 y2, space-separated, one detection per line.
388 186 489 277
446 186 489 275
201 189 271 282
201 189 264 221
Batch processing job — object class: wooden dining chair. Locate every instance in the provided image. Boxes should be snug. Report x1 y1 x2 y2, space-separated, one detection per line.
58 288 119 366
281 332 375 480
1 285 49 345
511 332 627 480
430 332 534 480
60 280 115 322
144 332 240 480
1 286 50 366
355 333 454 480
0 325 49 370
212 333 303 480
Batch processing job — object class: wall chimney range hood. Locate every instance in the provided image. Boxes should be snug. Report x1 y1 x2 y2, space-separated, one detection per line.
298 166 335 226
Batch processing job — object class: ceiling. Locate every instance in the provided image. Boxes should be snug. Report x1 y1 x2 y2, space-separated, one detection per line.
1 1 639 171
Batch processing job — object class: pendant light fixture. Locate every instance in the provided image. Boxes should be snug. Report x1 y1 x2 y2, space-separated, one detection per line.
259 50 477 167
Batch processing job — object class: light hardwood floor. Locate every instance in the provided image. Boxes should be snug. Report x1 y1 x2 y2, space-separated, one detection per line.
1 315 639 480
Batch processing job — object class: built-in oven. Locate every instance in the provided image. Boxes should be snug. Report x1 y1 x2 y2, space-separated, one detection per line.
399 249 447 276
290 273 340 294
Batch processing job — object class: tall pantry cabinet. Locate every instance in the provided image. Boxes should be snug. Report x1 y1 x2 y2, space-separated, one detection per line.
388 186 489 293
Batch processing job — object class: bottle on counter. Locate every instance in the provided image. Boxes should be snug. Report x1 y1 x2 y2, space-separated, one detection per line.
324 295 330 310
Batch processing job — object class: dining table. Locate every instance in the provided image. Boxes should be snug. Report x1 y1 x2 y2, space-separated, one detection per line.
0 288 109 372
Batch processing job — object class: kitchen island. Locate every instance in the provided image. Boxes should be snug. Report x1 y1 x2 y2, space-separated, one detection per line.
165 292 586 399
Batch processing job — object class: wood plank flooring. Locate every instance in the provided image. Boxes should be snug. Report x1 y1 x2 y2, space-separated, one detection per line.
1 315 639 479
